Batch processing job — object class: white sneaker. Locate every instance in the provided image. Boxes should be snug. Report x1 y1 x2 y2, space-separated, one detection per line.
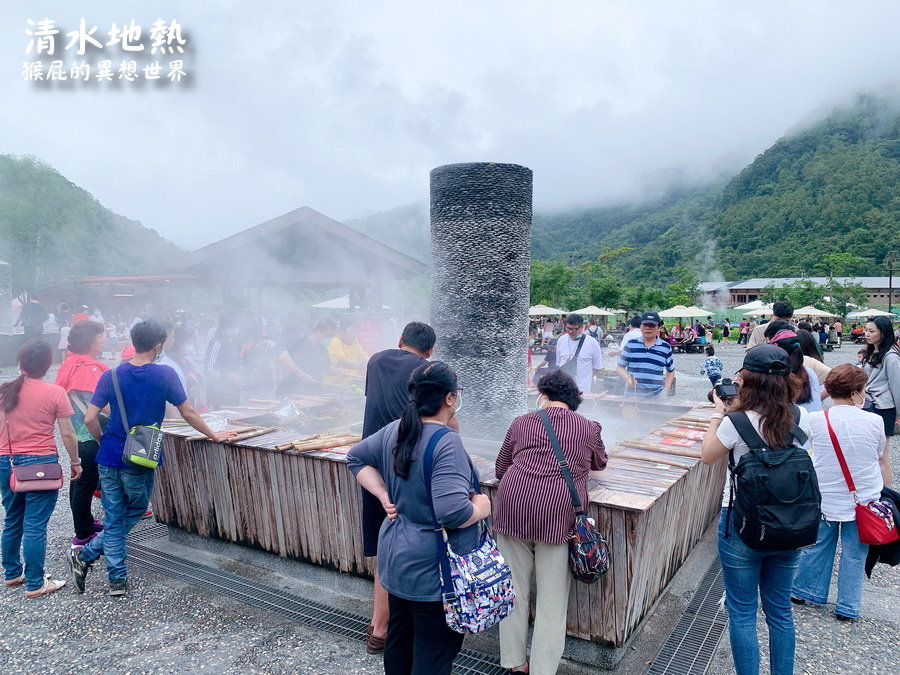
25 577 67 598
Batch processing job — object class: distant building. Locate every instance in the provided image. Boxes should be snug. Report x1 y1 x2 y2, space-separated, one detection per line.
700 277 896 308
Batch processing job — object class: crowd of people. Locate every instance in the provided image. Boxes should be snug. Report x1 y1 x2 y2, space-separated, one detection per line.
2 297 899 675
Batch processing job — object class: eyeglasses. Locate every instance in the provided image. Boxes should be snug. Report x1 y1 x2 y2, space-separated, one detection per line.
455 388 464 395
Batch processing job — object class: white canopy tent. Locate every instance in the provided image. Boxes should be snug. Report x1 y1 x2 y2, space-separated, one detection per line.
847 308 897 318
734 300 771 312
570 305 616 316
657 305 710 319
529 304 568 316
793 305 837 318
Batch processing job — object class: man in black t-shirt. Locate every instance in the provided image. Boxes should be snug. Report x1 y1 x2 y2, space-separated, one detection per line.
359 321 436 654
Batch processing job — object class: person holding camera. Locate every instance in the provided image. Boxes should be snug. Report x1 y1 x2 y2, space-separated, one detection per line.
701 345 814 675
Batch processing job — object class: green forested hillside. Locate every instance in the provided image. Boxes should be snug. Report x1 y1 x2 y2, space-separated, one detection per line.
532 95 900 285
0 155 184 295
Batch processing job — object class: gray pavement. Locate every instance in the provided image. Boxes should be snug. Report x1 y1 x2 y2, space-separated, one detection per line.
0 342 898 673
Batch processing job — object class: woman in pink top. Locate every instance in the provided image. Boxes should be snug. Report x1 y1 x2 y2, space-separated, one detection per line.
0 340 81 597
494 370 607 674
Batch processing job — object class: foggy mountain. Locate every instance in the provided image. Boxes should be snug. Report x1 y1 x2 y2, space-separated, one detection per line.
0 155 184 295
4 95 899 297
353 95 900 284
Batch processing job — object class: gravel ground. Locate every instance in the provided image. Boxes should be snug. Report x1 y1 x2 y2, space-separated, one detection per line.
0 344 897 673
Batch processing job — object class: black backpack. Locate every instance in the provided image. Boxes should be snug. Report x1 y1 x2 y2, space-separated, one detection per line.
726 408 821 552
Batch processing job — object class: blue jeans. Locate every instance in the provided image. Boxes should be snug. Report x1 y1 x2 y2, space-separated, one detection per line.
792 518 868 618
0 455 60 591
78 465 154 581
717 508 800 675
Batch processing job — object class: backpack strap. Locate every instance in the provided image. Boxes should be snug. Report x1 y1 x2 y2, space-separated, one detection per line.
421 426 456 601
726 407 807 463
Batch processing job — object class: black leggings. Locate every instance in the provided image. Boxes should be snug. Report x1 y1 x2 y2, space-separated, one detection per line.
69 440 100 539
384 594 464 675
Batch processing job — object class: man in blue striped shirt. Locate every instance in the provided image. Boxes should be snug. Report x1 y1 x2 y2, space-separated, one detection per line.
616 311 675 398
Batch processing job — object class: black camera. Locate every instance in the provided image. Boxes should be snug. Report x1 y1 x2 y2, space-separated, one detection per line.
714 377 739 401
707 377 739 403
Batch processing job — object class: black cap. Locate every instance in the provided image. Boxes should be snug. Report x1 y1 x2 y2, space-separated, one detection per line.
742 345 791 376
640 311 661 326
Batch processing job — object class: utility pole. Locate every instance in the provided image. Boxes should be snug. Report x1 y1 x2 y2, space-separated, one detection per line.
888 253 899 314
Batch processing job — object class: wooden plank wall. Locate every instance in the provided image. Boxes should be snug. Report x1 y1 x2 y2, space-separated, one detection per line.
153 426 726 647
152 437 376 577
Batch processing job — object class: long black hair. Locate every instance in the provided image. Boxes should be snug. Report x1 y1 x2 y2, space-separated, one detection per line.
393 361 458 479
795 328 824 363
863 316 897 368
0 340 53 414
772 335 812 404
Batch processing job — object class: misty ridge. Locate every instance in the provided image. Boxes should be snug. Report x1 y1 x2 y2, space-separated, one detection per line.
3 94 900 298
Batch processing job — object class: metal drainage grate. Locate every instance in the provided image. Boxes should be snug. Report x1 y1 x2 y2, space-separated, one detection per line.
647 558 728 675
126 525 506 675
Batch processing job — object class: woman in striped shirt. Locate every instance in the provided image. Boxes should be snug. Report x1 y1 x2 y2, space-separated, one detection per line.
494 370 608 675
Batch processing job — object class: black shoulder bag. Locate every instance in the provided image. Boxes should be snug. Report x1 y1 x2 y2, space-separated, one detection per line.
560 336 586 379
537 409 610 583
111 366 164 469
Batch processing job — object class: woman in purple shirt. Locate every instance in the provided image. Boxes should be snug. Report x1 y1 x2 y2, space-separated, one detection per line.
494 370 607 674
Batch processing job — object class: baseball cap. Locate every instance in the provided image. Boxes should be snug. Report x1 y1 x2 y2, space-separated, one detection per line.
640 311 661 326
742 345 791 376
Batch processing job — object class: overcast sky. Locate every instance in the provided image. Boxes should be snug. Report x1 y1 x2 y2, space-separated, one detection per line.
3 1 900 250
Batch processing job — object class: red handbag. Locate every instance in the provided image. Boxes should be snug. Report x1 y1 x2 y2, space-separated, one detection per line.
824 411 899 546
5 422 64 493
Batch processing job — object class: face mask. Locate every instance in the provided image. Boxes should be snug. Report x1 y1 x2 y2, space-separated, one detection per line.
535 394 546 412
452 391 463 414
154 348 164 363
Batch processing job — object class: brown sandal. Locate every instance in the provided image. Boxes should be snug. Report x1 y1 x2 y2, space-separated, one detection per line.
4 575 25 587
365 624 386 655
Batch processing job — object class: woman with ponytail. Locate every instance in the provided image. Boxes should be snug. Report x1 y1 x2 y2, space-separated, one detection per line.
347 361 490 674
0 340 81 598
